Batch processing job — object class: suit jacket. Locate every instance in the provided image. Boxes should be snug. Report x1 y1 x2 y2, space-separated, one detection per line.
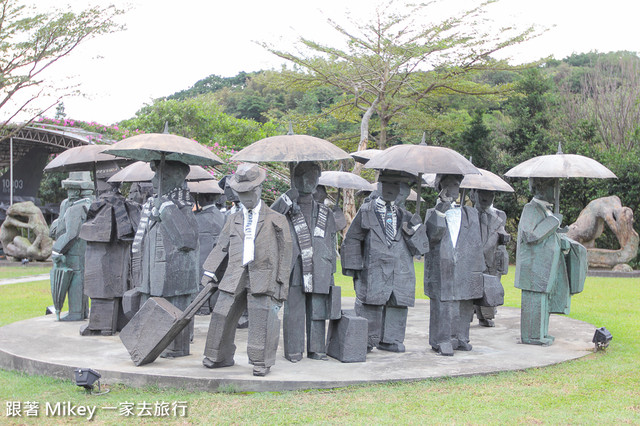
341 199 428 307
272 193 337 294
202 202 292 301
424 203 485 301
140 202 199 297
194 205 226 278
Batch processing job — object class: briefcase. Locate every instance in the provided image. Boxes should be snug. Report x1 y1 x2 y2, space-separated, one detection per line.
478 273 504 307
565 238 587 295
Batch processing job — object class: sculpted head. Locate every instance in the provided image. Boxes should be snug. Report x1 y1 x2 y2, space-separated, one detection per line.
292 161 321 195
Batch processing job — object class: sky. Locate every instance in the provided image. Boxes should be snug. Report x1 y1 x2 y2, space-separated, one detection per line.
10 0 639 125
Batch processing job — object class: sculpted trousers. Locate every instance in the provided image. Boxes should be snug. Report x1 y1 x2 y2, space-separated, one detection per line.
60 254 88 321
355 293 407 349
520 290 553 345
283 285 329 358
204 279 282 367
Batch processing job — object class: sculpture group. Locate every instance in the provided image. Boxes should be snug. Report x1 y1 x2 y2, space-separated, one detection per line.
32 131 622 378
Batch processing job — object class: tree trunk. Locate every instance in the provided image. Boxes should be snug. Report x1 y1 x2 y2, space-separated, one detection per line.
343 98 379 237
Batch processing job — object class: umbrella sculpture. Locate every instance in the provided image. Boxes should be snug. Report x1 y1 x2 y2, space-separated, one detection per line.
423 168 514 202
44 144 131 191
318 170 372 209
187 180 224 194
350 148 384 164
364 135 480 215
504 143 616 214
108 161 215 183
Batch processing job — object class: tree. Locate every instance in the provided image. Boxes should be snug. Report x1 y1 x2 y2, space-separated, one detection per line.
262 0 540 225
262 0 539 151
0 0 124 133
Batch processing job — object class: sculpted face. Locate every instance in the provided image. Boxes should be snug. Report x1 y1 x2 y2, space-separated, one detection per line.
379 180 400 202
313 185 327 203
474 189 495 211
439 175 462 201
292 162 321 195
66 188 81 200
531 178 555 203
235 186 262 210
151 160 189 194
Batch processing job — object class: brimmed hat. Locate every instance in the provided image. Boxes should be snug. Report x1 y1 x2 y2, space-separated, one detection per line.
62 171 94 190
228 163 267 192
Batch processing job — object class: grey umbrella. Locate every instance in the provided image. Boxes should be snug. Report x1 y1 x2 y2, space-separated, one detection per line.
364 136 479 215
505 144 617 213
108 161 215 183
230 127 350 163
350 149 384 164
318 171 372 191
187 180 224 194
461 168 514 192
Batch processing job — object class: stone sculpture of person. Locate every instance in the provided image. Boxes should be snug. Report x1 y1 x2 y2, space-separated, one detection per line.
78 181 140 335
313 184 347 232
131 160 199 357
341 171 428 353
272 161 339 362
424 174 484 355
515 177 587 346
194 192 226 315
50 172 94 321
127 182 154 206
201 163 292 376
468 189 510 327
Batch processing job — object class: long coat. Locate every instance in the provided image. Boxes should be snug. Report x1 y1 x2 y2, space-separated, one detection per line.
194 204 226 278
515 199 573 313
203 202 292 301
424 203 485 301
272 193 337 294
79 192 139 299
139 202 199 298
341 200 428 307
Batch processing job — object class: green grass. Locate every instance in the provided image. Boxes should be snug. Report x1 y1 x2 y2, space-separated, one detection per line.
1 264 639 424
0 266 50 280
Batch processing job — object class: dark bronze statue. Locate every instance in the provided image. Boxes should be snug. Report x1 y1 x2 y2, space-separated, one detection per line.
131 160 199 357
424 174 484 356
272 162 340 362
79 181 140 336
469 189 510 327
50 172 94 321
515 177 587 346
341 171 428 353
202 163 292 376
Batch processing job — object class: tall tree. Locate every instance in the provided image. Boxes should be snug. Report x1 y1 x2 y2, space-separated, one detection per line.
0 0 124 133
262 0 540 224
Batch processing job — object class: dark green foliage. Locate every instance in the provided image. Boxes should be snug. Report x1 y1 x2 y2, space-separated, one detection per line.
37 171 66 206
167 72 252 101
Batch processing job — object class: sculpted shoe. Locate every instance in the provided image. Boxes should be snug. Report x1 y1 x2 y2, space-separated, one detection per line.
308 352 328 360
286 353 303 363
434 342 454 356
253 366 270 376
377 342 406 353
456 341 473 351
202 357 234 368
479 319 495 327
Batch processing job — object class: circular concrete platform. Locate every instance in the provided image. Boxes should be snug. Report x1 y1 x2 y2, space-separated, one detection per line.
0 298 596 392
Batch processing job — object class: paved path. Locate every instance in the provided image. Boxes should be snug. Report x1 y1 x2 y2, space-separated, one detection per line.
0 298 596 392
0 274 49 286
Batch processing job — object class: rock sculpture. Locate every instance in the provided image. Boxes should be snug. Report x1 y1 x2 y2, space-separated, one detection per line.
515 177 587 346
202 163 292 376
272 162 340 362
131 160 199 357
50 172 94 321
341 171 428 353
567 195 638 271
424 174 485 355
78 182 140 336
127 182 154 206
468 189 510 327
0 201 53 261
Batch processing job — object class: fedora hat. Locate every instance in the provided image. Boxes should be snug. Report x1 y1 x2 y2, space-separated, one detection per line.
61 171 94 190
228 163 267 192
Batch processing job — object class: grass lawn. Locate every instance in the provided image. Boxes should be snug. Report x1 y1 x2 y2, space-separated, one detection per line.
0 265 51 280
0 263 639 424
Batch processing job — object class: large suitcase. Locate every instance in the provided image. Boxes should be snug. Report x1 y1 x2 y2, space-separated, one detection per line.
326 309 368 363
119 283 215 366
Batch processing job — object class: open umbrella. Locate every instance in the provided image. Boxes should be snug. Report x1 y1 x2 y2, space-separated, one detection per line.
44 144 131 191
103 132 223 207
364 135 479 215
318 171 371 191
108 161 215 183
505 144 616 213
187 180 224 194
103 133 223 167
350 149 383 164
231 126 350 163
460 168 514 192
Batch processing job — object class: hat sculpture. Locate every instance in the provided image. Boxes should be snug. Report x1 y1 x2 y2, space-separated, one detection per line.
61 171 94 190
228 163 267 192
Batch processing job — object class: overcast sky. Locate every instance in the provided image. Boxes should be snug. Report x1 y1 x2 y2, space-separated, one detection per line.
13 0 639 125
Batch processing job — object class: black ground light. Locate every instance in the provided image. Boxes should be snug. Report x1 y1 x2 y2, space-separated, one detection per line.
74 368 109 395
592 327 613 351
